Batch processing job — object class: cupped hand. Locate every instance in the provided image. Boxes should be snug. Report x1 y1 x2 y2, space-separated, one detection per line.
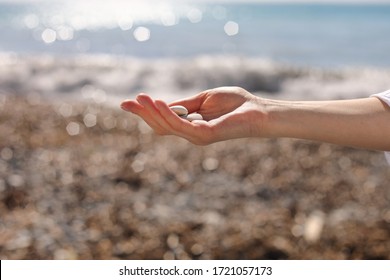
120 87 268 145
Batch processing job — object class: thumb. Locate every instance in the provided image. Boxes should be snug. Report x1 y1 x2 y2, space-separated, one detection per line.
168 92 207 113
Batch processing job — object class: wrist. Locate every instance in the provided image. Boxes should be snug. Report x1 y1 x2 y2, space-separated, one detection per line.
258 98 292 139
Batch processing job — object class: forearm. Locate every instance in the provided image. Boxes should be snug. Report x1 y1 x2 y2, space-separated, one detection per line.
262 97 390 151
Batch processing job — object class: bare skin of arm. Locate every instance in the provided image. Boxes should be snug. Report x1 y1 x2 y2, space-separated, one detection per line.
120 86 390 151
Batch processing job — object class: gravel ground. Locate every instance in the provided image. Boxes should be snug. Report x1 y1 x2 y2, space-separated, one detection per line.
0 95 389 260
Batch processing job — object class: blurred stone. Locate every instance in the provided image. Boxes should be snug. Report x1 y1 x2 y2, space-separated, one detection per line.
54 248 78 260
202 157 219 171
5 230 32 250
1 147 13 160
7 174 25 188
190 243 204 256
304 211 325 243
167 233 180 249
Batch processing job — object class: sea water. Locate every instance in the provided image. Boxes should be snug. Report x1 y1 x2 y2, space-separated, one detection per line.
0 1 390 100
1 1 390 67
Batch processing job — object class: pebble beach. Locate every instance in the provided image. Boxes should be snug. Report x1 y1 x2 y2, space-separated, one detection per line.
1 87 389 260
1 0 390 262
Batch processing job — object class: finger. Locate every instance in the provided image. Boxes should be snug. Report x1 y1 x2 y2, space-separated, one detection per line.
168 91 207 113
135 94 170 134
155 99 194 134
137 94 196 137
137 94 178 128
121 99 144 113
136 94 159 113
155 99 211 142
121 99 163 133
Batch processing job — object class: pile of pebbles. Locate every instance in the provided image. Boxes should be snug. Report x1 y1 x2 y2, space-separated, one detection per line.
170 105 203 122
0 95 389 260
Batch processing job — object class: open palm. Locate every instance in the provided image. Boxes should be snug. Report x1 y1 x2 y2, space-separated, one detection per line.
121 87 267 145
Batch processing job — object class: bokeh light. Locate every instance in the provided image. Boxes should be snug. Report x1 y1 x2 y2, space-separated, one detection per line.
57 26 74 41
160 11 178 26
66 122 80 136
41 28 57 44
224 21 239 36
133 27 151 42
24 14 40 29
83 113 97 128
117 17 133 31
187 8 203 23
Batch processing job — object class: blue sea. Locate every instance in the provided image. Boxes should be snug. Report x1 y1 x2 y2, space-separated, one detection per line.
1 1 390 101
1 1 390 67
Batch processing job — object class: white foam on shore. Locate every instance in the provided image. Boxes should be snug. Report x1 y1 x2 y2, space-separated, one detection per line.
0 53 389 107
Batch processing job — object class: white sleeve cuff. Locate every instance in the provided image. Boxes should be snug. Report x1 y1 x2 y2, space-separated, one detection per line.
371 89 390 107
371 89 390 164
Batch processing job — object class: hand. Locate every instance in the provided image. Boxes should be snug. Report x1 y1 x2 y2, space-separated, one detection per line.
120 87 268 145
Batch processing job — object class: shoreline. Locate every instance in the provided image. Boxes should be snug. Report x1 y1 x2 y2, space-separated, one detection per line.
1 53 390 104
0 94 389 259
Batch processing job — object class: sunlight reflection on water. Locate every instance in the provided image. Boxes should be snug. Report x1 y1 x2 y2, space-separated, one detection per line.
18 1 208 45
22 1 202 31
4 1 390 66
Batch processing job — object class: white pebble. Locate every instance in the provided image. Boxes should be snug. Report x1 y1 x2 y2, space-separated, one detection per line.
169 105 204 122
186 113 203 122
170 105 188 116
